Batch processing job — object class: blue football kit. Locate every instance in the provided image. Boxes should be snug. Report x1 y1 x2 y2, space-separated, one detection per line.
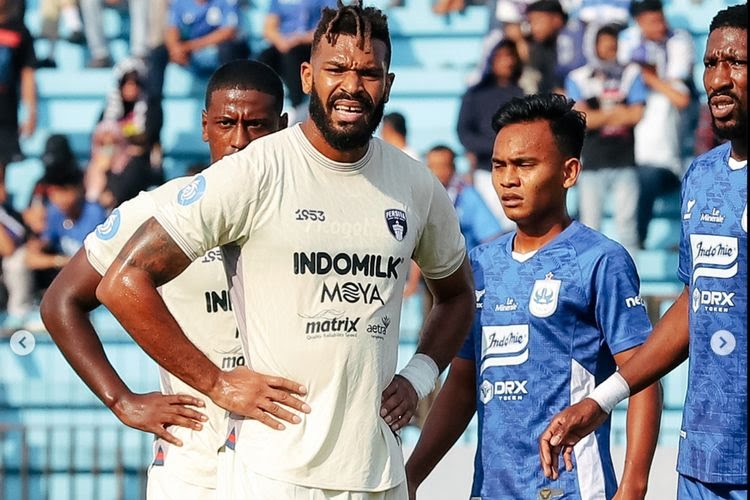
676 142 747 497
458 221 652 499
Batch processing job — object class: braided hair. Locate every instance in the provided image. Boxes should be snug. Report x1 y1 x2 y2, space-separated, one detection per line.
312 0 392 67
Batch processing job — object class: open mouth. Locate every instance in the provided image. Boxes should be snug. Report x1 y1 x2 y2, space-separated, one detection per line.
331 100 367 123
709 95 736 120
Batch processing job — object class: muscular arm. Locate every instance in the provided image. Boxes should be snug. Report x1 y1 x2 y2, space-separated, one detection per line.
380 257 475 430
40 249 206 445
96 217 311 427
540 287 690 476
96 217 223 395
419 256 476 370
405 357 476 499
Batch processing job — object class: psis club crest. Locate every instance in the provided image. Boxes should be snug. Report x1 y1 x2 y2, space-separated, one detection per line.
385 209 408 241
529 274 561 318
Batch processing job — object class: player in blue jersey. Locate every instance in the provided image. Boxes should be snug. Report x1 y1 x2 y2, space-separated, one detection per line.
540 4 747 499
405 93 662 499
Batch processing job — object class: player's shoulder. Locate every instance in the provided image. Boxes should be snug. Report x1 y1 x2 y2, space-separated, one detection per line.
568 221 630 258
377 138 427 173
470 231 512 263
685 142 732 180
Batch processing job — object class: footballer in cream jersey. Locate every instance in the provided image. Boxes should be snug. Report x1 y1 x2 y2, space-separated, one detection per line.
152 124 466 491
85 178 240 488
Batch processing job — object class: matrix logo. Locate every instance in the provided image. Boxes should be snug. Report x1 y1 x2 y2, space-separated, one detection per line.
300 310 360 339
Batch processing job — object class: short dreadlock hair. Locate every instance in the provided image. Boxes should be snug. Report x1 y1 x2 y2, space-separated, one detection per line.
709 3 747 34
312 0 392 68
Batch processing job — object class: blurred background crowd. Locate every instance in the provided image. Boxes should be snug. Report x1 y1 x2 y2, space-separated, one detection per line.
0 0 729 333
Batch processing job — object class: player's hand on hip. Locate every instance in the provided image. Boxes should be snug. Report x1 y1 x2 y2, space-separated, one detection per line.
112 392 207 447
212 366 311 430
380 375 418 431
539 398 608 479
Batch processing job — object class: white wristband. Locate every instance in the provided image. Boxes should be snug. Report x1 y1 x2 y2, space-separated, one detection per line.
398 354 439 400
586 371 630 414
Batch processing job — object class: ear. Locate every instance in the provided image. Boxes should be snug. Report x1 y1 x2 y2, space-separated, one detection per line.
301 61 313 95
383 72 395 103
561 157 580 189
201 110 208 142
278 112 289 130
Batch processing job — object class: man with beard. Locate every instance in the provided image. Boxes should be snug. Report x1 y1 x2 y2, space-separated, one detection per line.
95 1 475 498
539 4 747 498
40 60 306 499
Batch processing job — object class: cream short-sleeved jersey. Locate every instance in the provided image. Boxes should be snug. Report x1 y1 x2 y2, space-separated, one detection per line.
153 125 466 491
84 178 241 488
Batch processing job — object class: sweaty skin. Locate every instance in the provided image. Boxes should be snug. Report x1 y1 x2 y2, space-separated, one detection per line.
96 32 475 434
40 85 309 441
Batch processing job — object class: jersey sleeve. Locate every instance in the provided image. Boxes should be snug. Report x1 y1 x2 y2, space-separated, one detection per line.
592 246 652 355
83 186 172 276
677 162 695 285
412 175 466 280
152 152 263 262
457 247 485 361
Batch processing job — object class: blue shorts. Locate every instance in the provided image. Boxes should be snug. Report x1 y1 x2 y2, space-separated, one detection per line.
677 474 747 500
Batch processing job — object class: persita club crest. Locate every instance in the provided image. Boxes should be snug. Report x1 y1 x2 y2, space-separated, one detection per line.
385 209 408 241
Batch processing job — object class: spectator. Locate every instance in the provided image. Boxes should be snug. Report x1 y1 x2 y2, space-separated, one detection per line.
36 0 85 68
0 0 37 185
381 111 418 159
79 0 149 67
458 39 525 231
259 0 334 120
565 24 647 255
619 0 694 246
521 0 586 93
0 183 33 331
23 134 80 239
428 144 503 251
146 0 249 149
25 166 106 290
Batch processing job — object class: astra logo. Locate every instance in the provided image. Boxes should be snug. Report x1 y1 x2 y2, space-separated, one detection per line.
367 316 391 338
479 379 528 404
320 282 385 305
294 252 403 280
692 288 735 313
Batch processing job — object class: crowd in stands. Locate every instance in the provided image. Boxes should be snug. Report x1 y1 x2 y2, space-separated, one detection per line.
0 0 726 332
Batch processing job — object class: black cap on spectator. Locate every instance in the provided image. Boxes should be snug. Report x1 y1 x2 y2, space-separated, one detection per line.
526 0 568 23
41 134 78 172
40 166 84 187
629 0 663 17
